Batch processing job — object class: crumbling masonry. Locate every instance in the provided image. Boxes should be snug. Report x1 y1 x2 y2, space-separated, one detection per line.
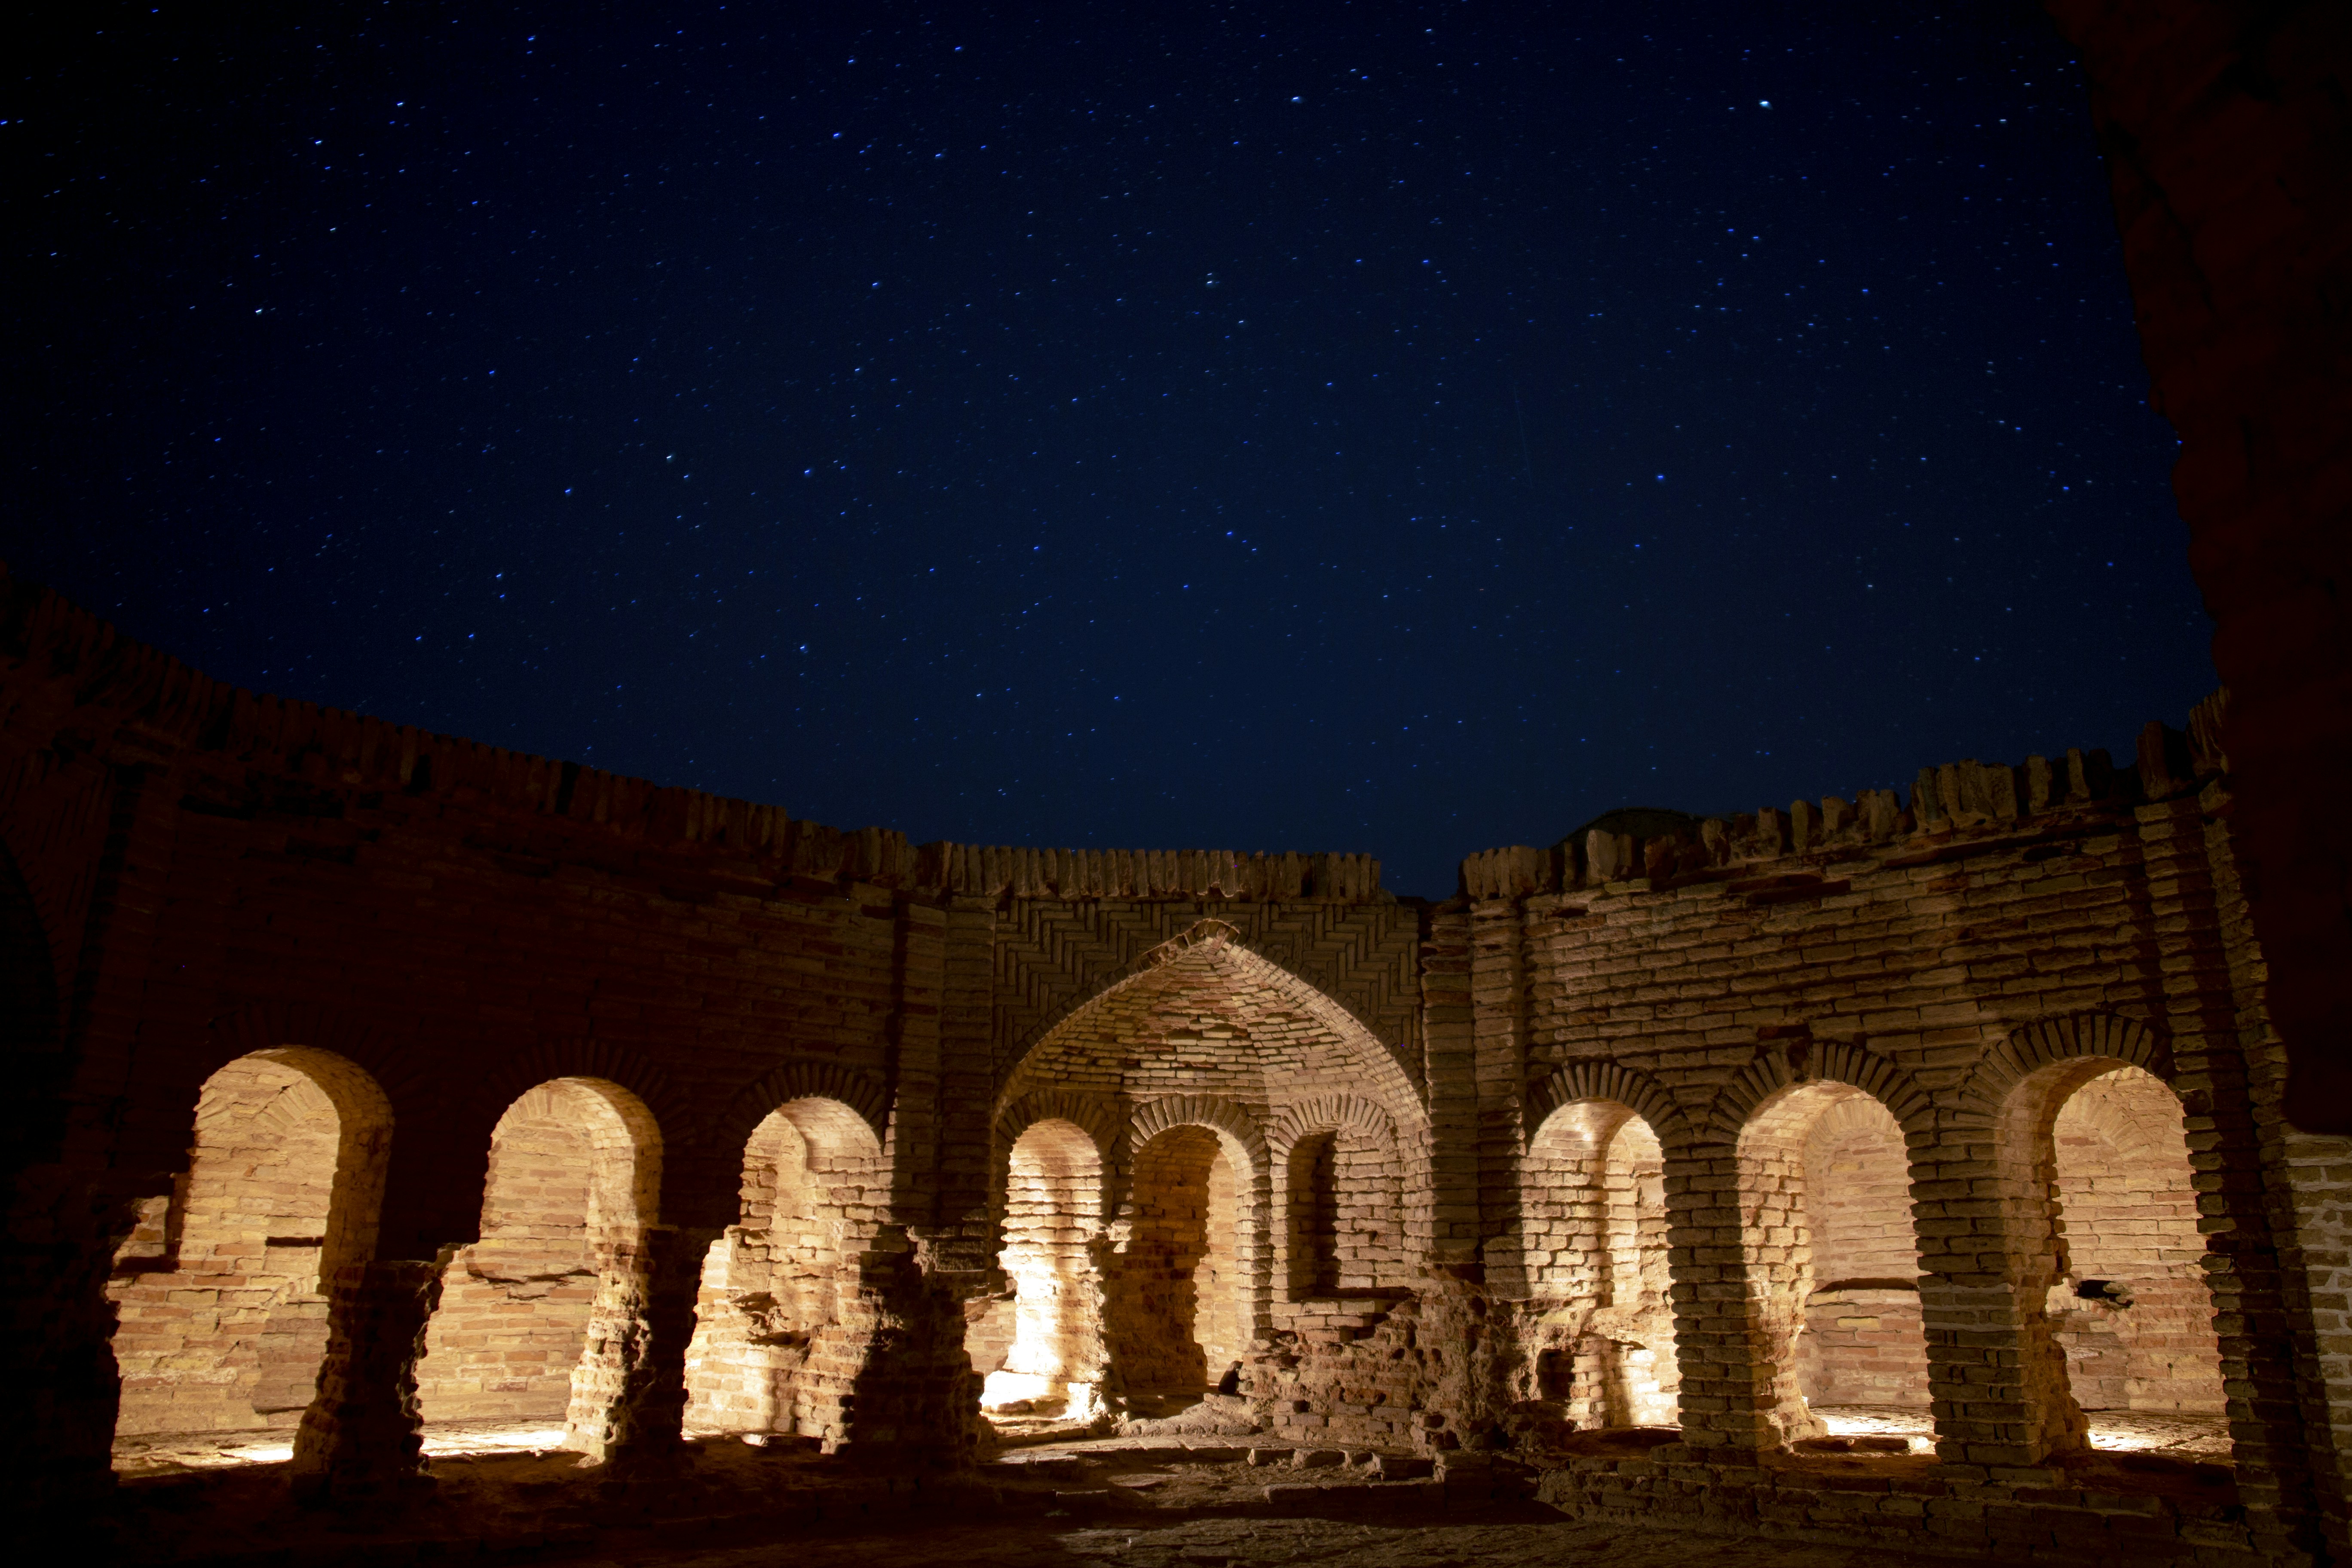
3 568 2349 1563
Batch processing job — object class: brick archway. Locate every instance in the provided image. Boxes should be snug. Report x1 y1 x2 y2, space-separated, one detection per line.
997 916 1427 1136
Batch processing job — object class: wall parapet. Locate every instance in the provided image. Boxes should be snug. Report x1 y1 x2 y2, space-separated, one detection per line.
1456 690 2229 901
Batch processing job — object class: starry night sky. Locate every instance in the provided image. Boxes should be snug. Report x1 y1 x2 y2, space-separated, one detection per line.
9 3 2217 897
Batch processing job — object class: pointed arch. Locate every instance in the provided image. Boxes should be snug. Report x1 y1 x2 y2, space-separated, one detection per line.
995 1089 1121 1165
1001 918 1426 1133
1130 1093 1268 1175
467 1036 683 1146
1266 1093 1396 1157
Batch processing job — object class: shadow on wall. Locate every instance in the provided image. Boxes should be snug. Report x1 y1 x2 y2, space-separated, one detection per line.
1109 1125 1244 1396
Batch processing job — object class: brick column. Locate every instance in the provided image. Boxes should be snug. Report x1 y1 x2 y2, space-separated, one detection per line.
1911 1130 2084 1468
1421 903 1477 1271
1662 1137 1779 1453
564 1225 719 1468
290 1253 450 1501
1469 897 1531 1295
838 1238 983 1466
937 898 999 1256
2147 796 2328 1557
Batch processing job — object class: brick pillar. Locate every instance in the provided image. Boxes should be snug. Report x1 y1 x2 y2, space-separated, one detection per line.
290 1253 450 1501
564 1225 719 1468
1662 1138 1779 1454
938 898 999 1256
2148 795 2330 1557
0 1169 133 1517
1912 1155 2084 1469
1469 897 1531 1295
837 1234 982 1466
1421 903 1478 1271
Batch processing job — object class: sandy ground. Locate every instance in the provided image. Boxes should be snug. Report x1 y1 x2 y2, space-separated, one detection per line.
110 1405 2239 1478
1813 1403 2233 1457
569 1514 1987 1568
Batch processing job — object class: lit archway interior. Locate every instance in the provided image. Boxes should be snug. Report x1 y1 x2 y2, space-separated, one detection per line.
1111 1125 1243 1395
2043 1065 2225 1418
1736 1081 1929 1445
109 1047 392 1441
683 1095 886 1442
1520 1099 1679 1427
968 1117 1106 1416
415 1077 660 1435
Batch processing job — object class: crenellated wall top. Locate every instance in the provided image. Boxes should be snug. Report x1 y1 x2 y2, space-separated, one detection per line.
1455 691 2230 902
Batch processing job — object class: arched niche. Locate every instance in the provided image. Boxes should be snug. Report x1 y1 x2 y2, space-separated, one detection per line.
415 1077 660 1430
109 1047 393 1439
1520 1098 1679 1429
1735 1079 1929 1446
1996 1057 2225 1452
1108 1122 1255 1397
965 1116 1108 1418
1273 1096 1406 1304
683 1095 886 1442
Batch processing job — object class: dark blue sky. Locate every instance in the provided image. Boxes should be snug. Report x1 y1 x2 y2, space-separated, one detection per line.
8 3 2214 897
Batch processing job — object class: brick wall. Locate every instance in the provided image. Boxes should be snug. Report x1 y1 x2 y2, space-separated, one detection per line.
7 560 2352 1553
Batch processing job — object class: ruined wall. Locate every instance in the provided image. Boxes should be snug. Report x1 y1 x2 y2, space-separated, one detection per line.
5 553 2350 1558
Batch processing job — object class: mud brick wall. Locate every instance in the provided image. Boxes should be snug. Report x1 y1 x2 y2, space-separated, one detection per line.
7 543 2352 1558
